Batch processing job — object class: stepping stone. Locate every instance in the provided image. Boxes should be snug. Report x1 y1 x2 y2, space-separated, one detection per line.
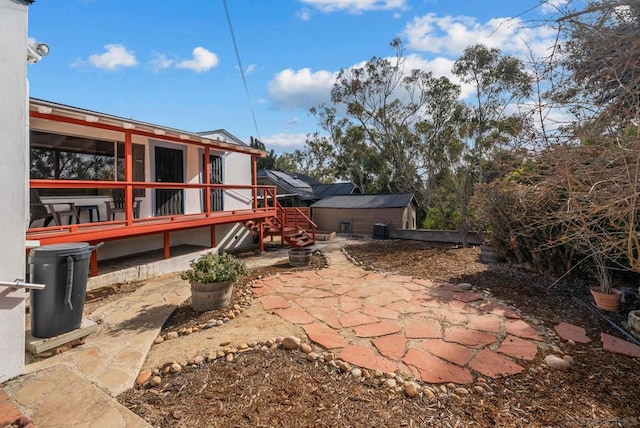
468 349 524 378
362 304 400 320
554 322 591 343
365 291 403 306
413 278 438 288
392 288 414 302
273 307 315 324
354 320 402 338
294 271 321 279
405 318 442 339
302 289 335 298
339 311 380 328
478 302 521 319
364 272 387 281
418 339 475 366
305 306 342 329
449 300 481 314
385 301 431 314
466 314 501 333
334 283 358 295
338 345 397 373
403 348 473 384
387 274 413 283
453 291 484 303
339 296 362 313
339 270 368 279
505 319 543 341
497 335 538 360
403 282 424 291
252 286 275 297
601 333 640 358
303 323 348 349
261 295 292 310
372 334 407 361
444 326 497 348
429 308 468 325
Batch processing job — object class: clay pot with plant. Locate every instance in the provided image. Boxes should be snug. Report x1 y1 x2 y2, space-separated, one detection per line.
587 251 622 312
180 252 248 312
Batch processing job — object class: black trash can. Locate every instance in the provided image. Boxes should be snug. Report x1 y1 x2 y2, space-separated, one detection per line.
372 223 388 239
29 243 94 338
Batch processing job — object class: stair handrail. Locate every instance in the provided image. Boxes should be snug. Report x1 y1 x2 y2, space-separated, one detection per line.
292 207 317 243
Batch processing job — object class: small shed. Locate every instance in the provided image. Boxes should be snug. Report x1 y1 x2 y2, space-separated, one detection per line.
311 193 416 235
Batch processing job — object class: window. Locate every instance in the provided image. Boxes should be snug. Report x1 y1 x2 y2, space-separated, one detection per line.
30 130 145 196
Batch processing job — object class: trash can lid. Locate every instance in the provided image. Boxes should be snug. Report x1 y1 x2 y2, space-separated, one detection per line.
29 242 91 263
31 243 90 253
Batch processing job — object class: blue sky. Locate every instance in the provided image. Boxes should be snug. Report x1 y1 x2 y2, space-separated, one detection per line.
26 0 569 154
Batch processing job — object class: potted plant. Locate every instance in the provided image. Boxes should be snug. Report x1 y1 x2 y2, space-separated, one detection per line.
180 252 248 312
587 251 622 312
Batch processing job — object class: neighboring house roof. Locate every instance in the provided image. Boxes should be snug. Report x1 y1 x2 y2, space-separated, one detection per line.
313 183 360 199
197 129 248 147
258 169 317 200
29 98 265 156
311 193 415 209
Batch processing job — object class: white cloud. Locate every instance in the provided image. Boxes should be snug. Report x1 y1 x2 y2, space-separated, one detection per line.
261 132 309 152
403 14 557 59
300 0 408 14
286 117 301 125
540 0 569 14
86 44 137 70
150 52 173 71
296 8 311 20
176 47 219 73
267 68 337 110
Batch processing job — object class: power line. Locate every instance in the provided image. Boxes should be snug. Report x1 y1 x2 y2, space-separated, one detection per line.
222 0 261 140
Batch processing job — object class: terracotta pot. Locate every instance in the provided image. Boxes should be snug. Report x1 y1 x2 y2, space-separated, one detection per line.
590 287 622 312
191 280 234 312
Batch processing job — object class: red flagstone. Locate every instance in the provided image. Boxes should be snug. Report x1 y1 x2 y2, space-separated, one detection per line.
404 282 424 291
339 311 380 328
339 270 368 279
554 322 591 343
339 296 362 313
413 295 445 308
425 289 454 301
428 307 468 325
365 291 403 306
505 319 543 341
273 307 315 324
385 301 430 314
252 286 275 297
449 300 481 314
444 326 497 348
293 297 315 308
338 345 397 373
497 335 538 360
418 339 475 366
365 272 387 281
372 334 407 361
334 283 358 295
251 280 265 288
387 274 413 283
392 288 414 302
354 320 402 338
315 269 336 279
305 306 343 329
413 278 438 288
347 286 378 299
403 348 473 384
601 333 640 358
261 277 282 288
303 277 333 288
294 271 321 278
309 296 339 308
454 291 484 303
303 323 348 349
468 349 524 378
405 318 442 339
261 295 292 310
478 302 521 319
302 289 335 298
362 304 400 320
466 314 502 333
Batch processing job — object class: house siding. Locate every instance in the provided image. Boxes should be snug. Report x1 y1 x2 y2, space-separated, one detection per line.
313 207 408 236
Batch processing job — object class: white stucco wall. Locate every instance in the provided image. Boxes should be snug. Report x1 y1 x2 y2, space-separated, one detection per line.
0 0 29 382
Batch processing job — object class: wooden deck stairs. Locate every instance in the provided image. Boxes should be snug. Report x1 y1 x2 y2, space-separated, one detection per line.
246 204 316 248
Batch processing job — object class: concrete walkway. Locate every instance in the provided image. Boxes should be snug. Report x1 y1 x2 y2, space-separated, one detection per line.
2 237 639 427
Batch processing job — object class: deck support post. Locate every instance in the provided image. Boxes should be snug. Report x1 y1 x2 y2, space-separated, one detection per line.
259 220 264 253
210 225 216 248
163 232 170 259
89 246 98 277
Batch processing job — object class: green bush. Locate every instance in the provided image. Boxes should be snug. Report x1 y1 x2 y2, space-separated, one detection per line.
180 252 248 284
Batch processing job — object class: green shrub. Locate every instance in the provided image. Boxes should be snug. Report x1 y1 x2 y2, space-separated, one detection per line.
180 252 248 283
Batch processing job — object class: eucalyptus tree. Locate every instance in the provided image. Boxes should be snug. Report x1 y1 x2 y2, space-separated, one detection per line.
317 38 466 218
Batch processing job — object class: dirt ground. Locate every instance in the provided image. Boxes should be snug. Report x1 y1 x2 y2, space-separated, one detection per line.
118 240 640 428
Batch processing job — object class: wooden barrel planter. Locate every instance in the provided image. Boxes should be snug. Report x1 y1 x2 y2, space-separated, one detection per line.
191 280 234 312
289 248 312 267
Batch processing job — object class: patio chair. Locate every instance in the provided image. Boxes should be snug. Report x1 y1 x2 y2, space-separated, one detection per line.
105 188 141 221
29 189 79 226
